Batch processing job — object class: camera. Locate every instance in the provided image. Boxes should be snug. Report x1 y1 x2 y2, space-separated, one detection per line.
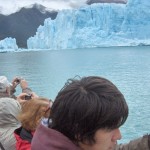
25 94 32 100
16 79 20 83
15 77 23 83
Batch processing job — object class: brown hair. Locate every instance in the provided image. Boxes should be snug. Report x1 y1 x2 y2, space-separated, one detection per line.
18 98 51 131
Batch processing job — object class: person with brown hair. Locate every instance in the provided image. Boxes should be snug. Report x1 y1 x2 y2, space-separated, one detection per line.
32 76 129 150
31 76 150 150
14 98 52 150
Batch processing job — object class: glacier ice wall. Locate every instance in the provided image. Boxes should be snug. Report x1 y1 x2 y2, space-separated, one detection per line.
27 0 150 50
0 37 18 51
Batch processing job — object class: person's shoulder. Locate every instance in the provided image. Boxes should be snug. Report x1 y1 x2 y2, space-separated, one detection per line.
0 97 21 111
115 134 150 150
0 97 18 103
0 97 15 101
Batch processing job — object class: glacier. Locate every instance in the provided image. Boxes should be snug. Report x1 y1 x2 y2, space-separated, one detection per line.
0 37 18 52
27 0 150 50
0 0 150 51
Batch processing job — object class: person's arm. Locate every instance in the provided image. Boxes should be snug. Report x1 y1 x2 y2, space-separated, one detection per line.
9 77 20 95
9 77 30 95
115 134 150 150
20 80 32 94
20 80 39 98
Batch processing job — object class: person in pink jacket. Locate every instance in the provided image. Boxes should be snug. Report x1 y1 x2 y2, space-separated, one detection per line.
31 76 150 150
31 76 127 150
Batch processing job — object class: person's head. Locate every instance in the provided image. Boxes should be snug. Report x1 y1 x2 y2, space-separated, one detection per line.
49 76 128 150
18 98 51 131
0 76 13 97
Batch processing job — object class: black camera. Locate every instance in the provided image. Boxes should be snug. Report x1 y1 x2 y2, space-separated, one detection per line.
15 77 23 83
25 94 32 100
16 79 20 83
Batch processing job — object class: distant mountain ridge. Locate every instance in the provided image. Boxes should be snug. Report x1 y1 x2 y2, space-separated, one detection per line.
0 1 127 49
87 0 127 5
0 4 57 48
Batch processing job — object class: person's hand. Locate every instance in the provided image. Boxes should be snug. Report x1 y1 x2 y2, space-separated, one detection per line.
17 92 39 104
11 77 21 88
20 79 28 89
31 92 39 99
17 93 28 104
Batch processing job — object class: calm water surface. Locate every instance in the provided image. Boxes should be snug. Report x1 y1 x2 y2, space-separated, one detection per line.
0 46 150 143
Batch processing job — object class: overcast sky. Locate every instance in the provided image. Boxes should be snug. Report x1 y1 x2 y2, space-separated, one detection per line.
0 0 87 15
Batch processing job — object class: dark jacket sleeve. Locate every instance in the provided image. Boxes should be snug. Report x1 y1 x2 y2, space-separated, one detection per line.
115 134 150 150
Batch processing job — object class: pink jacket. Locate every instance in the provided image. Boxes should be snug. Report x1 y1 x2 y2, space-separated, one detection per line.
31 124 81 150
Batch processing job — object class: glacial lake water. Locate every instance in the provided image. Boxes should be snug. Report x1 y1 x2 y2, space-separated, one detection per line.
0 46 150 144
